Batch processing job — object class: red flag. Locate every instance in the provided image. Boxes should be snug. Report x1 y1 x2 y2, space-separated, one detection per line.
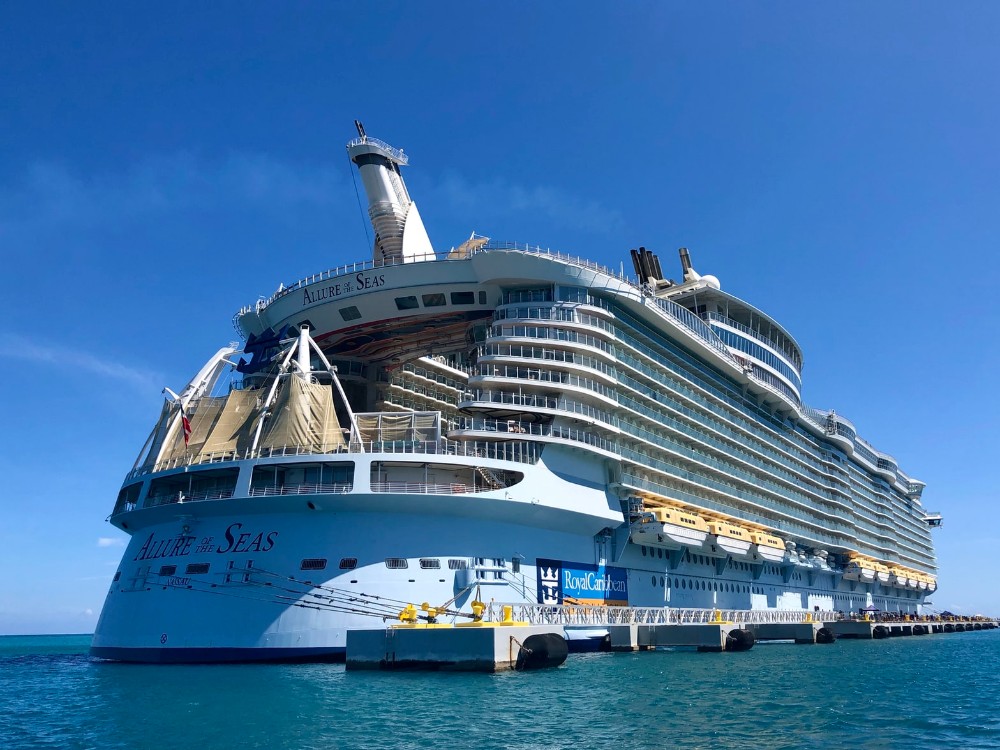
181 404 192 447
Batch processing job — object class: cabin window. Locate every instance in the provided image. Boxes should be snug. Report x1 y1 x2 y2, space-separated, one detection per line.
185 563 210 575
448 559 467 570
450 291 475 305
394 296 419 310
113 571 121 582
385 558 408 569
478 291 487 304
301 558 328 571
421 293 446 307
159 565 176 577
339 558 358 570
340 306 362 321
419 558 440 569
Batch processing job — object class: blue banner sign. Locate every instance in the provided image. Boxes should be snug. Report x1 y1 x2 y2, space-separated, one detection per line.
536 558 628 606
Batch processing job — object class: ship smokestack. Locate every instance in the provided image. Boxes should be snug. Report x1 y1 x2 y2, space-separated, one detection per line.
678 247 701 283
347 122 434 264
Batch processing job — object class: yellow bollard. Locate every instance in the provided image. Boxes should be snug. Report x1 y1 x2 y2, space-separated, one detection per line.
502 604 514 624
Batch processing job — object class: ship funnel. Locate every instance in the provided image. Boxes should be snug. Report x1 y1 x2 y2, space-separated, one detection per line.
347 122 434 264
678 247 701 282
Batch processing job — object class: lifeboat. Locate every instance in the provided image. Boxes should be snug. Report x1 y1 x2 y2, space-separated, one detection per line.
706 520 752 559
916 574 928 591
843 557 876 583
927 576 937 592
631 507 708 551
873 562 891 585
889 567 909 588
749 532 785 563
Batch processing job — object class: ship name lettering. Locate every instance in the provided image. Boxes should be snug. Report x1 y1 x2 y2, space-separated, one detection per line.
215 523 278 554
133 533 195 562
563 570 626 594
301 273 385 306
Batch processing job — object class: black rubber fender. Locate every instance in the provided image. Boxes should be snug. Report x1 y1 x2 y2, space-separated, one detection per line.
872 625 890 639
515 633 569 671
815 627 836 644
955 624 965 632
912 625 927 635
725 628 755 652
943 623 955 633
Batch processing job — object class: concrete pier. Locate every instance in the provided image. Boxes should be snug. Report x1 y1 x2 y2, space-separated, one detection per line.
745 621 826 644
346 624 567 671
608 623 750 652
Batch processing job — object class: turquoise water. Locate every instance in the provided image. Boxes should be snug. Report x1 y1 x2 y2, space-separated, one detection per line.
2 632 999 749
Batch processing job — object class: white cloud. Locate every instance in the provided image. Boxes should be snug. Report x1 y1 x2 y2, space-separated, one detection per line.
0 153 350 236
0 334 160 391
97 537 126 548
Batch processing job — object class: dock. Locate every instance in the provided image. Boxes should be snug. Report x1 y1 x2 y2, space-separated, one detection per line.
344 604 998 671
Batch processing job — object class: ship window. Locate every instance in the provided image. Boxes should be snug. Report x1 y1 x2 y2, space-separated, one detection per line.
421 293 446 307
512 558 520 574
158 565 176 577
385 558 408 569
660 576 665 587
478 291 487 304
340 306 362 321
185 563 210 575
419 558 441 569
651 575 656 586
301 558 328 571
394 296 419 310
450 291 475 305
113 571 121 582
641 546 647 557
657 548 663 559
448 559 467 570
339 558 358 570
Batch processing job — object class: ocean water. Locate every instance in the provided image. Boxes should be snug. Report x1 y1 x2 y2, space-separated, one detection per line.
2 631 999 749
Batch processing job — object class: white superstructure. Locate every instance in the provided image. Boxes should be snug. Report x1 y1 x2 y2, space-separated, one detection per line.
92 126 940 662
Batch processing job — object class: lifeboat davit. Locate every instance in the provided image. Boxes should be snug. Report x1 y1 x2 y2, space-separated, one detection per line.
889 568 909 588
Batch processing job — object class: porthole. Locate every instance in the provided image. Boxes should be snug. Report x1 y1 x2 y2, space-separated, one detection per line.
641 546 647 557
339 306 361 321
660 576 665 587
394 296 419 310
651 575 656 586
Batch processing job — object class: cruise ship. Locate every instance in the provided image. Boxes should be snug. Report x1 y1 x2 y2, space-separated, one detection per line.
91 124 942 661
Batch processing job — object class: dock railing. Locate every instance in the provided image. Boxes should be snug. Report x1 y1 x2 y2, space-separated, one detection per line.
483 603 838 626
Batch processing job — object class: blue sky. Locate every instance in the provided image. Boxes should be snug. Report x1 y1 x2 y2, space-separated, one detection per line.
1 3 997 633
